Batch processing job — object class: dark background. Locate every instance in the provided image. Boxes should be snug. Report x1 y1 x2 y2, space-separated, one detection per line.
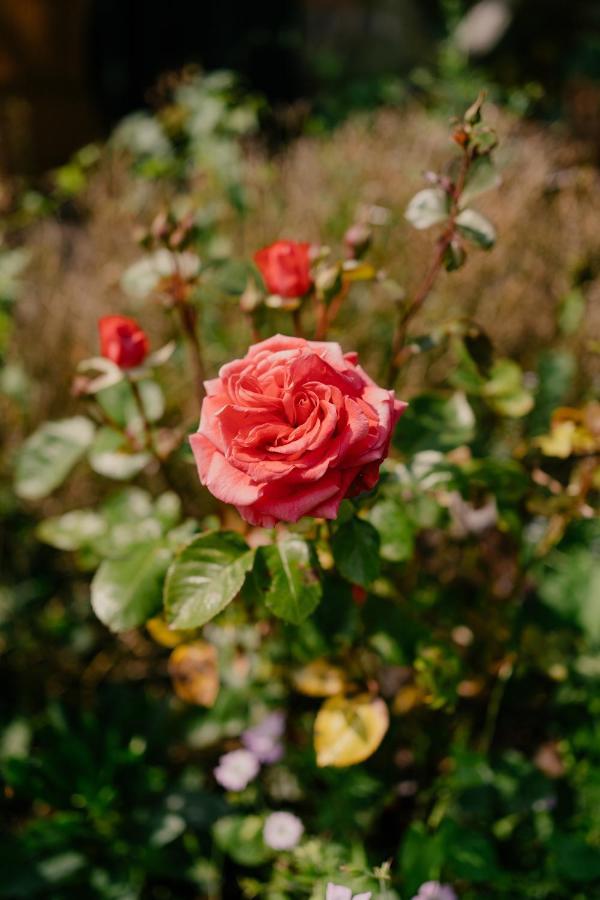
0 0 599 173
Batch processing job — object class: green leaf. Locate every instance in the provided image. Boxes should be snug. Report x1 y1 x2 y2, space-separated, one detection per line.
37 510 107 551
456 208 496 249
262 536 322 624
461 156 501 204
213 815 271 866
164 531 255 628
369 499 416 563
527 350 575 436
91 540 172 631
482 360 534 417
332 517 380 588
558 288 586 336
395 392 475 454
536 547 600 641
97 379 164 427
88 427 151 480
14 417 95 500
405 189 450 230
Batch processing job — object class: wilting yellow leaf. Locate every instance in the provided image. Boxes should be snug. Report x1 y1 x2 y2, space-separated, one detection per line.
168 641 219 706
292 659 347 697
314 694 389 767
535 421 577 458
534 404 600 458
146 616 194 648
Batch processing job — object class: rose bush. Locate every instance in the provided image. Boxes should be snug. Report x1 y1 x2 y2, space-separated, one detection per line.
190 334 406 526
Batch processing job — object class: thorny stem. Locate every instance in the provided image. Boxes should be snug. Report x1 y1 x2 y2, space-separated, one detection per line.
386 147 472 388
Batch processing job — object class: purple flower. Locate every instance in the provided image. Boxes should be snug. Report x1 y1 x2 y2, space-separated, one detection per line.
411 882 457 900
213 749 259 792
263 811 304 850
242 711 285 764
325 885 371 900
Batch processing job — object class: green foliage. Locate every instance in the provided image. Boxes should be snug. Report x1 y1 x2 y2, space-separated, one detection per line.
165 531 255 628
332 516 381 588
14 417 96 500
262 536 323 624
91 540 173 632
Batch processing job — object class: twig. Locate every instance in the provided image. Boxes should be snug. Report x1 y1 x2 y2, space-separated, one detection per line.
387 148 472 388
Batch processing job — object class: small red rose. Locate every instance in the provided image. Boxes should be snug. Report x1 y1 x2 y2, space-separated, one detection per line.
99 315 149 369
254 240 312 298
190 334 406 527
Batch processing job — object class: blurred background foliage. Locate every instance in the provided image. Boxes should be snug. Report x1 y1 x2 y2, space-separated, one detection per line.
1 2 599 899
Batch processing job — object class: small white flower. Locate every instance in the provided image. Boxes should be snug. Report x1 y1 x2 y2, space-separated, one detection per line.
263 811 304 850
326 884 371 900
213 749 259 792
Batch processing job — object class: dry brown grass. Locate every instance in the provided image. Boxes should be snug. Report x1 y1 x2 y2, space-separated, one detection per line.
13 103 600 431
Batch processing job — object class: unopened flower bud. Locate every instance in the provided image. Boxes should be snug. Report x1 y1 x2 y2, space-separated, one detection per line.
315 263 343 302
344 223 372 259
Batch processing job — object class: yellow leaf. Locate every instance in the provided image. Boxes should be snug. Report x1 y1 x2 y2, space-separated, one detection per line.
535 421 577 458
146 616 194 648
314 694 389 767
168 641 219 706
393 684 426 714
292 658 347 697
342 261 377 282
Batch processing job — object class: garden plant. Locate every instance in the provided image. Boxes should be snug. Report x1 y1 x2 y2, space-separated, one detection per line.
1 78 599 900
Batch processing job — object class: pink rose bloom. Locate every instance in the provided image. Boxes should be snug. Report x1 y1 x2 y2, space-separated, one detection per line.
190 335 406 527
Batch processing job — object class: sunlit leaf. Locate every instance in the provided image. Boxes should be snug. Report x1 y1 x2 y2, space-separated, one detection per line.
405 189 450 229
314 694 389 767
88 427 151 480
164 531 255 629
37 510 107 551
14 417 95 500
456 208 496 249
91 540 172 631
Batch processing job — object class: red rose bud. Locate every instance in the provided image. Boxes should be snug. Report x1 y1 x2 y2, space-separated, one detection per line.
254 240 312 298
99 315 149 369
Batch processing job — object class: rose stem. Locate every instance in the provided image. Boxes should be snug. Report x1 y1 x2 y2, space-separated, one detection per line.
176 301 206 409
126 374 182 500
386 147 472 388
314 296 328 340
292 306 305 339
167 249 207 409
324 281 349 333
